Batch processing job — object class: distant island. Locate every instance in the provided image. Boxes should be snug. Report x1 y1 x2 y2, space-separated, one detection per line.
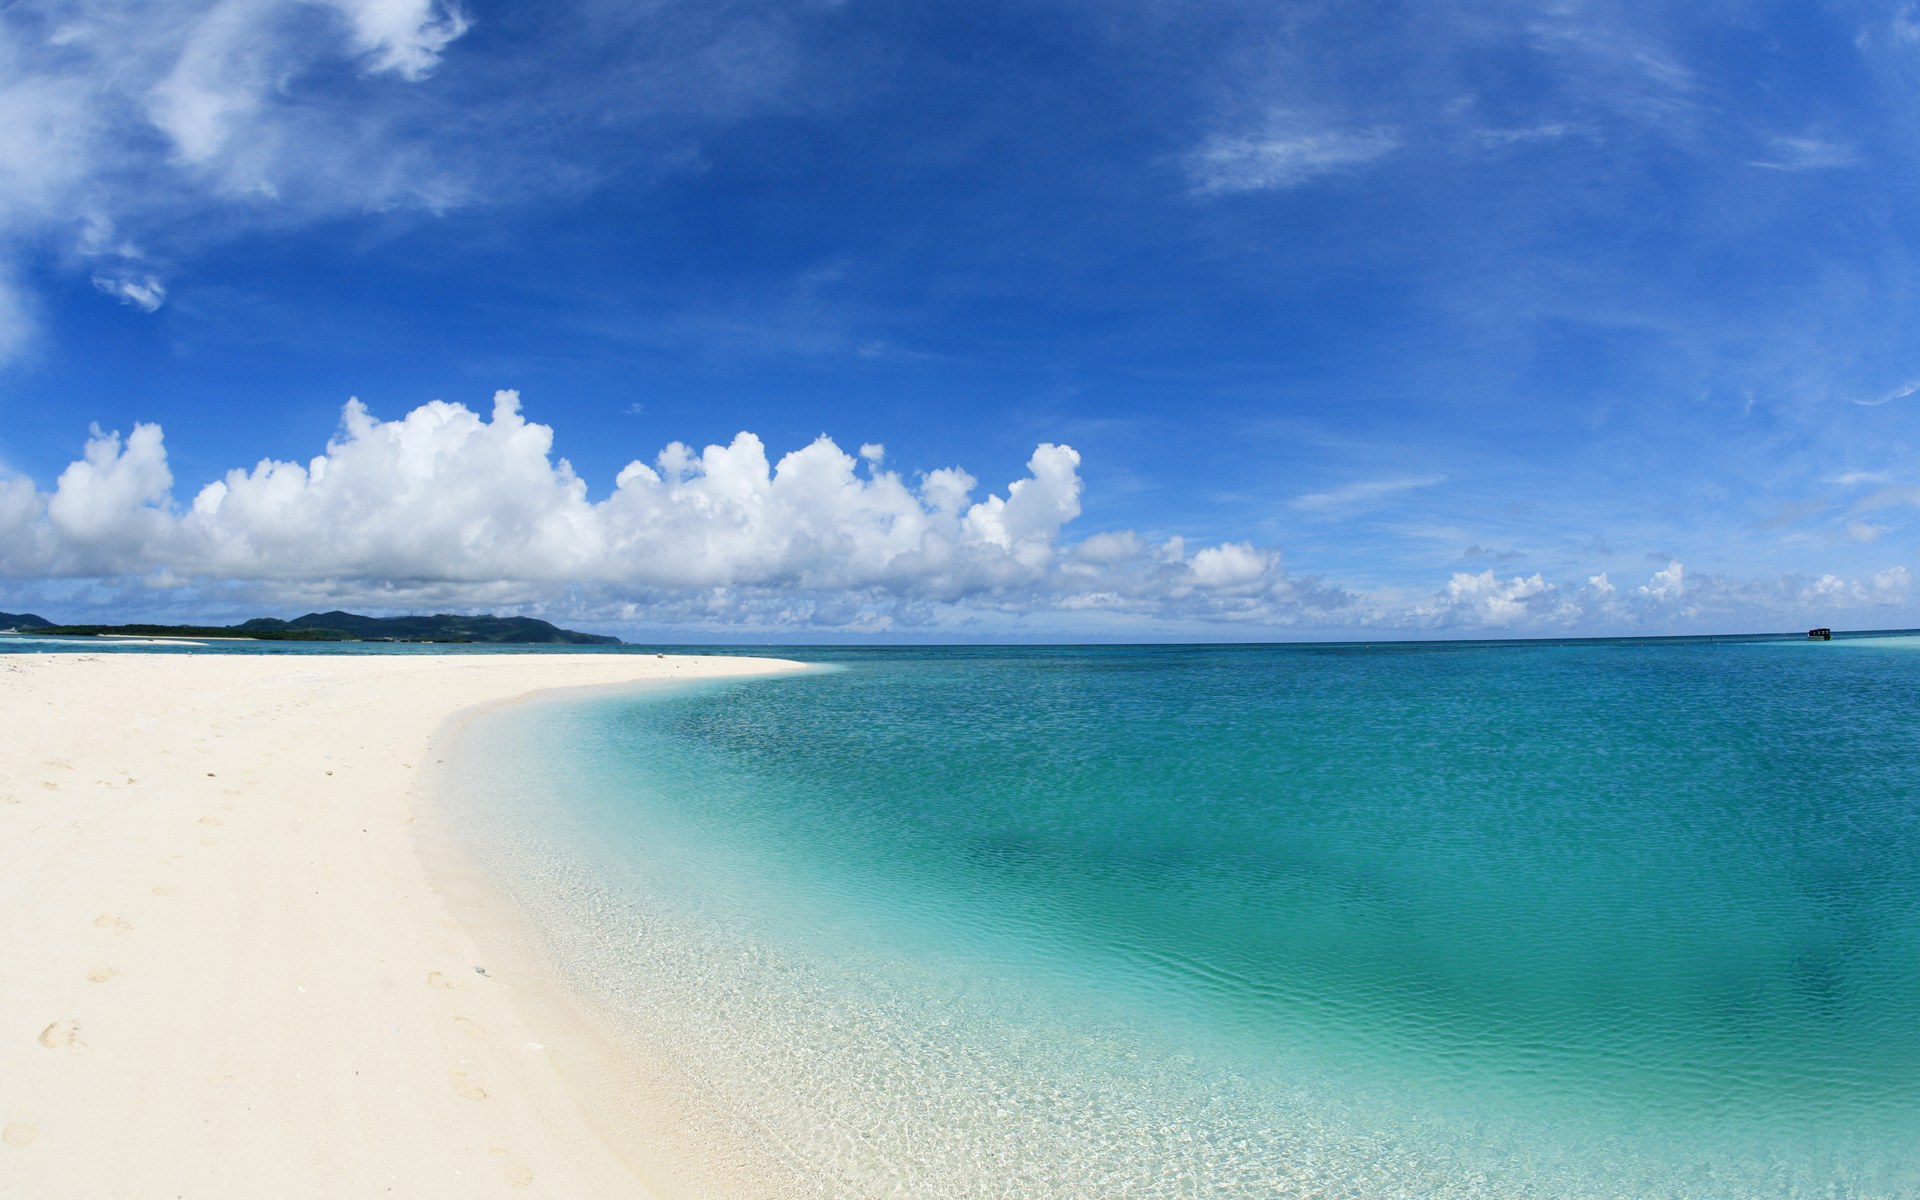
0 609 620 645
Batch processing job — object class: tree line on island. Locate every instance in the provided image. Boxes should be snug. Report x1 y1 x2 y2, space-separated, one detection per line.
0 610 620 645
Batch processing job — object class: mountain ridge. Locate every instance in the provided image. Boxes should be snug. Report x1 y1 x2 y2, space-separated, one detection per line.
3 611 620 645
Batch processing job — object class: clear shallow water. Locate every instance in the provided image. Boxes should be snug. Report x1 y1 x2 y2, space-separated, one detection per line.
444 640 1920 1197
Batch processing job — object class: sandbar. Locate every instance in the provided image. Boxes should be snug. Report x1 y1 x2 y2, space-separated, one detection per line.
0 650 805 1198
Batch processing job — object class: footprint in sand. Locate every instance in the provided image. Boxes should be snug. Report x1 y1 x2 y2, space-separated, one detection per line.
199 837 218 847
151 885 175 896
3 1122 37 1147
86 965 118 983
453 1016 485 1039
37 1020 81 1050
93 915 131 935
426 971 454 990
198 815 222 826
450 1072 489 1101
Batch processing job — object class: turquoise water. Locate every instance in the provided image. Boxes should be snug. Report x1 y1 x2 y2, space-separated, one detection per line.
446 639 1920 1197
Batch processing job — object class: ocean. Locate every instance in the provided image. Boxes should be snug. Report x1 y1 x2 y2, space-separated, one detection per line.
434 638 1920 1197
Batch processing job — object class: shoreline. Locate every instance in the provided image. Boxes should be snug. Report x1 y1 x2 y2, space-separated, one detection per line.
0 650 806 1198
416 678 840 1199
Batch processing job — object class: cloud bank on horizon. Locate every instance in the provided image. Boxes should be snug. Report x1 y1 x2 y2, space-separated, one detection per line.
1 393 1906 637
4 1 1920 637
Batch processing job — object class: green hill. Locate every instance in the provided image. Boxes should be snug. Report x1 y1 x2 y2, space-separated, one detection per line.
13 611 620 645
241 611 621 644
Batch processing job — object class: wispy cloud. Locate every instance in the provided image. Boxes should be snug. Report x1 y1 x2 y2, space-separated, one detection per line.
1853 484 1920 513
1749 135 1858 172
1474 123 1573 149
1828 470 1892 487
0 0 472 362
91 272 167 313
1190 119 1400 194
1855 379 1920 406
1291 474 1445 512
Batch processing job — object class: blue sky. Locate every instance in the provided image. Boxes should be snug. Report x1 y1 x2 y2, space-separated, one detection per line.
3 0 1920 639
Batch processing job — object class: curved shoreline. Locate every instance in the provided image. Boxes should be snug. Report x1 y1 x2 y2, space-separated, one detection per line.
414 668 842 1200
0 650 805 1199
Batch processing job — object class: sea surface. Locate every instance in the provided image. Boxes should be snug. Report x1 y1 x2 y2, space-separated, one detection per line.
18 631 1911 1196
435 638 1920 1198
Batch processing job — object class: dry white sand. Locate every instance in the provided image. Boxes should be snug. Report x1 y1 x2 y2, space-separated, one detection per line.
0 650 806 1199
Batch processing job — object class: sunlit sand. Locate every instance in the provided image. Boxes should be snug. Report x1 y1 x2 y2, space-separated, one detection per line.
0 650 802 1199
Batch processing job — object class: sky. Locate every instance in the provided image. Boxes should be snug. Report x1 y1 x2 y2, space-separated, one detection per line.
3 0 1920 640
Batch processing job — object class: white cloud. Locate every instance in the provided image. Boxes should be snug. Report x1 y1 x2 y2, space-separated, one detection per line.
1637 559 1685 602
1855 380 1920 407
1803 567 1911 607
1292 474 1446 512
91 272 168 312
1191 118 1400 194
3 395 1916 636
1829 469 1893 487
1419 569 1576 628
1475 122 1574 148
0 0 472 361
1749 135 1857 172
1188 542 1276 592
0 392 1364 629
1068 530 1145 565
0 393 1091 599
1854 484 1920 512
322 0 470 80
40 423 175 574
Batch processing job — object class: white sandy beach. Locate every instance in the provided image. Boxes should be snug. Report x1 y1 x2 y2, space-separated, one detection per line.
0 650 805 1199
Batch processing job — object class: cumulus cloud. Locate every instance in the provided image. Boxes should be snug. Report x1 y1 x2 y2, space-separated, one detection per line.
1416 570 1577 628
2 395 1914 636
1637 559 1684 602
1803 567 1911 607
1 392 1478 632
0 393 1297 626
